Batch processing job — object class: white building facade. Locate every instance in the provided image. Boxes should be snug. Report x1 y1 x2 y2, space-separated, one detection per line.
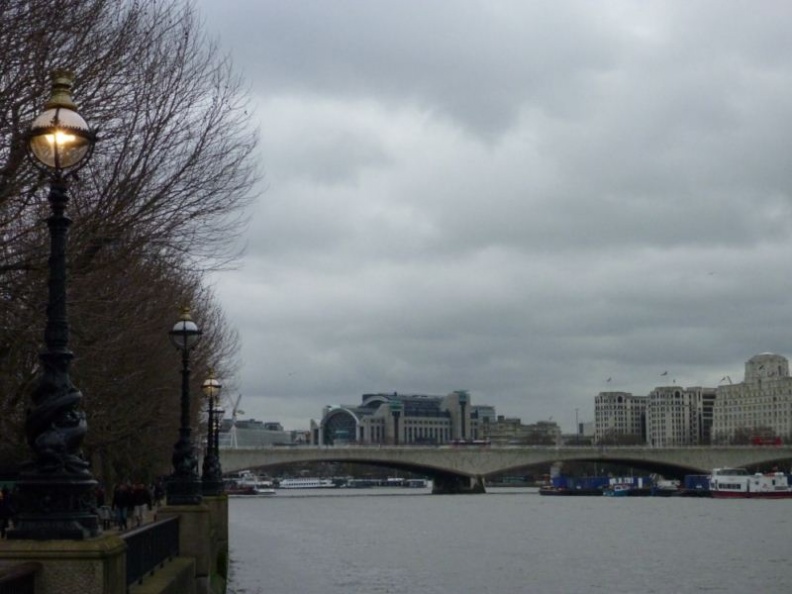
646 386 716 446
594 392 647 444
712 353 792 444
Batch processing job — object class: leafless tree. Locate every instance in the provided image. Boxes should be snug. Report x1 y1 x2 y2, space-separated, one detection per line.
0 0 259 481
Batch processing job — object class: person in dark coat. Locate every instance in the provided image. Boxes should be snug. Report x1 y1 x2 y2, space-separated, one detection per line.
112 483 130 531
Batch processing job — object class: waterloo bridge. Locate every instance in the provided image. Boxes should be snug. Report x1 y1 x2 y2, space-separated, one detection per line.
219 444 792 494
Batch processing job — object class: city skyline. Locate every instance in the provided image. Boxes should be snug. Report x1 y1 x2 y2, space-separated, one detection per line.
229 350 781 434
196 1 792 433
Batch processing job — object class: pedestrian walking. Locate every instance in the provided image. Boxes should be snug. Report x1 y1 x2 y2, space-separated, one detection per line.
132 483 151 527
112 483 130 531
98 504 112 531
124 483 135 529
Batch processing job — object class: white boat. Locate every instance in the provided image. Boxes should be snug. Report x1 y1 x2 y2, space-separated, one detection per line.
404 478 429 488
709 468 792 499
277 477 337 489
651 479 680 497
226 470 276 497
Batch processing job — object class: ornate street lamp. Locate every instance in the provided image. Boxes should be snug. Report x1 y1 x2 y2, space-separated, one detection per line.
166 307 203 505
8 70 99 540
201 369 224 495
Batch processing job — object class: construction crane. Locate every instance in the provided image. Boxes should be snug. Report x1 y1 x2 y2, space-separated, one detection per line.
228 393 245 449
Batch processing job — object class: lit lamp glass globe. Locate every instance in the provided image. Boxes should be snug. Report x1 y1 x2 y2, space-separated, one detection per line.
28 69 95 175
202 370 222 400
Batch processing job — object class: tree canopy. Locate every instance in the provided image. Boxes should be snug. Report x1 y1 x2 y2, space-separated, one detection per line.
0 0 259 483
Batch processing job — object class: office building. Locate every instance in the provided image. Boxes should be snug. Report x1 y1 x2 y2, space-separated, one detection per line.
712 353 792 443
311 390 492 445
646 386 716 446
594 391 647 444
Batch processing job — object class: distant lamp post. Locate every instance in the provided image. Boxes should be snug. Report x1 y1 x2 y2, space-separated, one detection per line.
8 70 98 540
201 369 224 495
457 391 469 441
213 406 225 453
167 307 203 505
389 401 403 445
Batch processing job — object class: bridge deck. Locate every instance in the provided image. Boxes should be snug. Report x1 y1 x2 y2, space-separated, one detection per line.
220 445 792 481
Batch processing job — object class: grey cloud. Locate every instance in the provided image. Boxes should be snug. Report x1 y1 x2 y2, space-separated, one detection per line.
202 1 624 138
201 1 792 431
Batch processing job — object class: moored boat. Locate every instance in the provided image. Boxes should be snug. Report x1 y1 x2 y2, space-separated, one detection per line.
651 479 680 497
404 478 429 488
225 470 276 497
602 476 652 497
345 478 375 488
603 484 632 497
675 474 711 497
539 475 609 496
708 468 792 499
277 477 338 489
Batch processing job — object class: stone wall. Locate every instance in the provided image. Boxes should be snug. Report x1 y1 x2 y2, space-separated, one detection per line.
0 496 228 594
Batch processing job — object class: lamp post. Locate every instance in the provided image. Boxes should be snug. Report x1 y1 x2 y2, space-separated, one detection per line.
8 70 98 540
201 369 224 495
457 391 469 441
166 307 203 505
213 405 225 454
389 401 402 445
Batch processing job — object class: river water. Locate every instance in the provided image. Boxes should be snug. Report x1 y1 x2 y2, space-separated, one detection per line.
227 487 789 594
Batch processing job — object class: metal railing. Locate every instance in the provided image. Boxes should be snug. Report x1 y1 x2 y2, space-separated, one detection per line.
121 515 180 591
0 562 41 594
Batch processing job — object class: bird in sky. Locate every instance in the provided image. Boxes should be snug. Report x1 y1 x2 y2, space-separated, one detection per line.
661 371 668 376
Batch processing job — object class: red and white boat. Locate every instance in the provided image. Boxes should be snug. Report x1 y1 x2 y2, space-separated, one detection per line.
709 468 792 499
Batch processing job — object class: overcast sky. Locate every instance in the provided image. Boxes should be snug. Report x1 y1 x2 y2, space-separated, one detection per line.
196 1 792 432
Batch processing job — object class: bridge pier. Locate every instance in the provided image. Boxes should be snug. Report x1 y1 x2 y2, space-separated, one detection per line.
432 474 486 495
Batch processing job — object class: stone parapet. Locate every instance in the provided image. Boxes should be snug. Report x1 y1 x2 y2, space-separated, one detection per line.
201 495 229 590
0 533 126 594
0 497 228 594
157 502 226 594
128 557 196 594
